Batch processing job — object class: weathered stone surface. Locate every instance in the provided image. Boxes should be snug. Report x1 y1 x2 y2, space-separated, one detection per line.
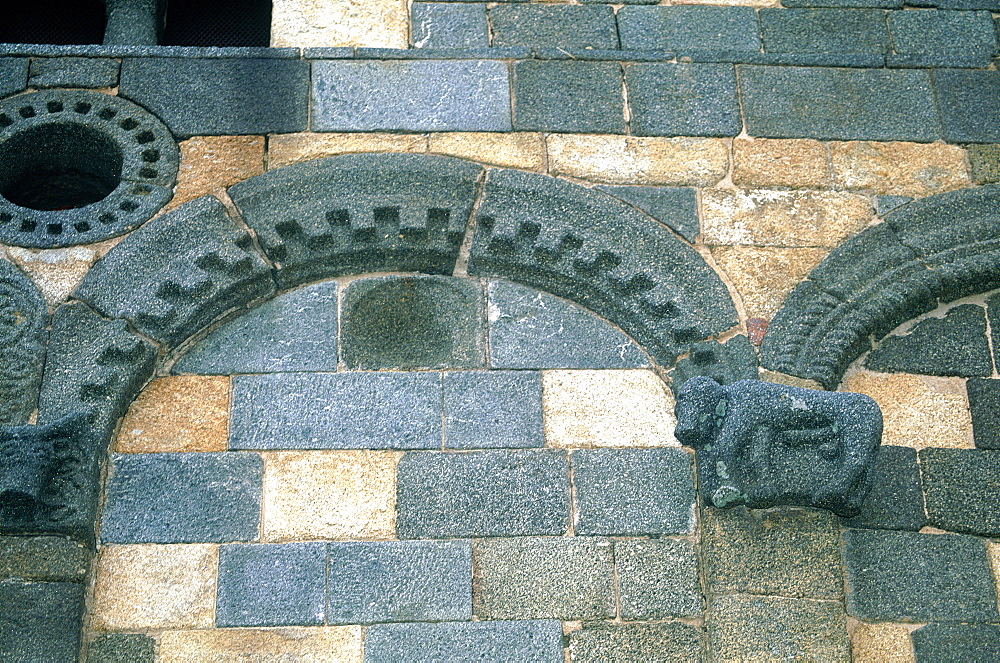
0 581 83 662
312 60 510 132
732 138 832 189
268 132 426 169
850 623 915 663
543 370 676 449
429 132 545 171
571 448 695 535
669 336 759 394
618 6 761 52
175 281 339 374
170 136 265 208
271 0 408 48
365 621 563 662
0 535 88 582
625 63 741 137
841 372 973 449
711 246 828 320
490 5 617 49
841 445 925 531
157 627 363 662
116 376 229 453
616 539 701 619
707 594 850 662
6 246 97 306
229 153 482 287
890 9 998 66
216 542 326 627
512 61 623 134
341 275 485 370
829 141 971 197
911 623 1000 662
28 57 119 89
595 185 699 242
261 450 399 542
87 633 156 663
934 69 1000 143
967 144 1000 184
120 57 309 136
759 8 889 55
0 259 46 426
0 58 28 98
487 280 649 370
412 3 487 49
701 188 873 247
231 372 441 450
703 507 844 599
327 540 472 623
101 452 261 544
967 378 1000 449
91 544 217 630
444 371 543 449
919 448 1000 536
396 450 569 538
568 622 703 663
676 377 882 516
843 528 998 622
876 195 913 217
473 537 614 620
547 135 728 186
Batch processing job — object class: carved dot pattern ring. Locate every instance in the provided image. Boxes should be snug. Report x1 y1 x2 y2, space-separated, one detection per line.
0 89 179 248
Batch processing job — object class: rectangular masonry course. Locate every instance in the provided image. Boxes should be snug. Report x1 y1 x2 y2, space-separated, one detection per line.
887 10 998 67
615 539 702 619
489 5 619 49
759 9 889 55
934 69 1000 143
624 63 741 138
512 60 625 134
443 371 544 449
411 3 488 49
617 6 761 53
364 621 564 662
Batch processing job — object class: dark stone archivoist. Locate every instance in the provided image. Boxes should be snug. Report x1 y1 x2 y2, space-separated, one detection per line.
674 377 882 517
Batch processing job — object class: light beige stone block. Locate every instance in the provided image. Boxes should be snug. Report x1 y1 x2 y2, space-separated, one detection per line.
267 132 426 169
171 136 265 208
851 622 916 663
91 544 217 631
732 138 831 189
840 371 973 449
758 368 824 391
711 246 828 319
116 376 229 453
547 135 728 186
262 450 400 541
158 627 364 662
429 132 546 171
987 541 1000 605
830 141 971 197
542 369 677 448
5 247 97 306
701 189 873 247
271 0 408 48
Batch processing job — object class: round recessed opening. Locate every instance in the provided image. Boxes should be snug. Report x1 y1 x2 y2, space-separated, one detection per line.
0 122 124 211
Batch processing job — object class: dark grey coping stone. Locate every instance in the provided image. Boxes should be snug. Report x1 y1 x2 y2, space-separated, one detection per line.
907 0 1000 10
843 528 998 622
967 145 1000 185
327 540 472 624
865 304 993 377
841 445 926 531
0 536 88 583
396 450 570 537
87 633 155 663
312 59 511 132
443 371 543 449
887 52 996 68
571 448 695 536
739 65 940 141
876 195 914 216
911 623 1000 662
0 58 27 98
919 448 1000 536
617 6 761 52
783 0 902 7
489 5 619 49
216 542 326 627
352 47 532 59
511 60 625 133
0 581 83 662
364 620 564 662
967 378 1000 449
615 538 702 619
889 10 998 59
595 185 698 243
934 69 1000 143
625 62 741 137
340 275 485 370
230 372 442 450
0 259 47 427
759 9 890 55
568 622 704 662
717 51 887 67
473 537 615 620
412 3 489 49
28 57 119 89
100 452 262 544
0 45 301 58
301 48 359 59
529 48 676 61
119 57 309 137
173 281 339 375
486 280 650 370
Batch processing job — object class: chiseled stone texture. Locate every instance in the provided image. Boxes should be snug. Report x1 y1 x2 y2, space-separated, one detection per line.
270 0 407 48
443 371 543 449
91 544 217 630
429 132 546 171
116 376 229 453
5 246 97 306
919 448 1000 536
911 623 1000 662
702 507 844 600
711 246 828 320
170 136 265 208
732 138 831 189
88 633 156 663
0 536 88 583
542 370 676 448
157 627 363 663
473 537 615 620
967 144 1000 185
707 594 850 662
851 622 916 663
261 450 399 542
968 378 1000 449
841 445 926 532
568 622 704 662
616 539 702 619
364 621 563 662
267 132 426 169
547 135 729 186
829 141 971 197
840 371 973 449
701 188 873 247
0 581 83 663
